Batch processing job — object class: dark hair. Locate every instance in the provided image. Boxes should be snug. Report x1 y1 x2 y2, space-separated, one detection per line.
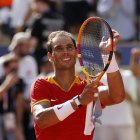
46 31 76 53
33 0 50 5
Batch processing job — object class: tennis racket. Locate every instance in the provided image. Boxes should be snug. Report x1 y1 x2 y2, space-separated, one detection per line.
77 17 114 135
77 17 114 82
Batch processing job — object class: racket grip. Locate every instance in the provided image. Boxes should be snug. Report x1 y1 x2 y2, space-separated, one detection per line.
106 53 119 73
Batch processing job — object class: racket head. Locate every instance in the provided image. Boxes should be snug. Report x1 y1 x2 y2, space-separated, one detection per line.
77 17 113 81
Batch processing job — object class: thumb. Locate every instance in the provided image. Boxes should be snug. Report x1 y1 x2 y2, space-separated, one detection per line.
101 36 107 42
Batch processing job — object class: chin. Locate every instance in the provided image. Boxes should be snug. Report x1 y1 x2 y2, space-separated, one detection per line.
58 64 75 70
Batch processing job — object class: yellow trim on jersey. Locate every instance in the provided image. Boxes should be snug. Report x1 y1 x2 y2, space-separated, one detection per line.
68 76 81 91
48 77 60 87
48 76 81 92
31 99 50 108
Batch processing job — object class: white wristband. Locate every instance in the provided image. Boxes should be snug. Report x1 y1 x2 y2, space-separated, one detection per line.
106 53 119 73
53 101 75 121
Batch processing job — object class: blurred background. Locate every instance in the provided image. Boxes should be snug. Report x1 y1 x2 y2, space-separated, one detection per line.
0 0 140 140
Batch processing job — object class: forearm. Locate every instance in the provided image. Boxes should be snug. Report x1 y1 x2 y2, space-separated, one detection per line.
99 71 125 106
130 49 140 77
0 82 10 99
107 71 125 104
33 99 78 128
16 94 24 126
131 61 140 77
34 107 59 128
100 51 125 105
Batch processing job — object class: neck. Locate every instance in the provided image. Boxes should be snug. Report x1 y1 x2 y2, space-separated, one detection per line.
53 69 75 91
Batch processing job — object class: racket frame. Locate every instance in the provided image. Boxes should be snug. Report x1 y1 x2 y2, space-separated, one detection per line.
77 17 114 82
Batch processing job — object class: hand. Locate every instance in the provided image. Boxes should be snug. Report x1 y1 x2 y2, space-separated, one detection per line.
4 73 19 89
131 48 140 65
131 48 140 59
112 29 120 47
99 29 120 53
79 81 99 105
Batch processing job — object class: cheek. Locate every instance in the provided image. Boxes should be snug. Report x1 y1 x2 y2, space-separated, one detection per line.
71 52 77 60
52 52 62 59
51 54 60 63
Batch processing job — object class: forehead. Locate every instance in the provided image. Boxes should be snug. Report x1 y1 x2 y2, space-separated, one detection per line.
51 36 73 47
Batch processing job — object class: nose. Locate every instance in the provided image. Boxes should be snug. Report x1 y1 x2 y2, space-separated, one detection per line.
63 48 69 52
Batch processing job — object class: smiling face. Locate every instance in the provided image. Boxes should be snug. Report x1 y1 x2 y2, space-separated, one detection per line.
48 35 77 71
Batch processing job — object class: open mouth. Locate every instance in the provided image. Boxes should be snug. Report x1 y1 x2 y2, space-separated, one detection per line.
62 57 71 61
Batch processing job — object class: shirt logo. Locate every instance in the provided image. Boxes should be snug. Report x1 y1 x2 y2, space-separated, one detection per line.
50 99 58 102
57 105 63 110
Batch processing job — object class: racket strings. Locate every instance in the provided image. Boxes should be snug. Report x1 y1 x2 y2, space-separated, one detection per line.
81 20 111 77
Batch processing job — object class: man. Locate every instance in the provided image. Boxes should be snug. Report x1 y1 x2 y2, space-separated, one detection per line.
131 48 140 77
8 32 37 140
0 54 25 140
130 47 140 140
30 31 125 140
8 32 38 100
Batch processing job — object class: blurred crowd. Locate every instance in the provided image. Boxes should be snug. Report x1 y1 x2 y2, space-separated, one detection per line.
0 0 140 140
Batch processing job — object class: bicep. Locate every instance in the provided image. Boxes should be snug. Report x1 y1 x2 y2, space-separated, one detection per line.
32 101 51 118
32 101 60 128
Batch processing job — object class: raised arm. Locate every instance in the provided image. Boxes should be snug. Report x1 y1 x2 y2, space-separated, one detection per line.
0 73 19 99
99 71 125 106
130 48 140 77
98 29 125 105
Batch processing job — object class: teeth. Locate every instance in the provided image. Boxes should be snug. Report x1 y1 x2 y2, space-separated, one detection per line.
63 58 70 61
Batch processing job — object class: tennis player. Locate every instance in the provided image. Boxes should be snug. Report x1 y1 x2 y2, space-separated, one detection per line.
30 30 125 140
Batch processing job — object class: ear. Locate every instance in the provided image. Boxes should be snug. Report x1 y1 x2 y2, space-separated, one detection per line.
76 53 80 58
48 52 52 62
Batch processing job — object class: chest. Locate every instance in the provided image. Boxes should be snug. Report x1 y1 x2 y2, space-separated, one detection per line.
46 84 84 106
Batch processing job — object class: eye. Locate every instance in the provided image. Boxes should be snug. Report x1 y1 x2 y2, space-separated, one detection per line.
54 47 64 52
67 44 75 51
